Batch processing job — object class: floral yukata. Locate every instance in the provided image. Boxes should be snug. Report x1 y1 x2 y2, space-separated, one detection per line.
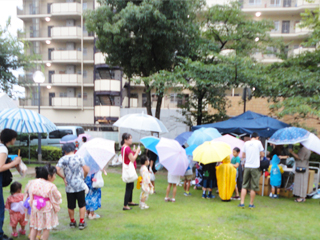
140 165 153 202
85 174 101 212
28 179 62 230
5 193 27 228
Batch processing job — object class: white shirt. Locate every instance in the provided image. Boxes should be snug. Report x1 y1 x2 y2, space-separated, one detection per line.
0 144 8 156
243 139 264 168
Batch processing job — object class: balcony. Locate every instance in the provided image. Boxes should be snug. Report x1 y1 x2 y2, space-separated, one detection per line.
95 106 120 118
122 97 138 108
288 47 316 57
51 2 82 16
51 27 82 39
19 97 93 109
95 52 108 65
95 80 121 92
51 74 94 86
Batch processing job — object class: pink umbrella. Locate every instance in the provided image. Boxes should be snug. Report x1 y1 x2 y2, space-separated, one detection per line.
78 133 91 142
156 138 189 176
211 134 244 158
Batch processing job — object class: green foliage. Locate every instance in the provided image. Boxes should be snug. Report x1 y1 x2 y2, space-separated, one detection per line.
85 0 204 118
8 146 62 161
0 18 40 96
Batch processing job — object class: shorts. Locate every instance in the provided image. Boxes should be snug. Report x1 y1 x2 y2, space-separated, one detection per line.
242 168 261 192
66 190 86 210
184 175 193 181
168 174 180 184
271 185 280 188
10 212 27 228
202 179 214 189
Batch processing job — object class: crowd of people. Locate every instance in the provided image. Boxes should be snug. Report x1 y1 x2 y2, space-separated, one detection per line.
0 128 313 240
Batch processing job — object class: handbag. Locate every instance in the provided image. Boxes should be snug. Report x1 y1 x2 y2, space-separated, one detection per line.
92 171 104 188
295 167 306 173
121 146 138 183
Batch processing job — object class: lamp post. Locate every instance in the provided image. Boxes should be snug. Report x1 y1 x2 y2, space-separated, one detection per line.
33 71 45 162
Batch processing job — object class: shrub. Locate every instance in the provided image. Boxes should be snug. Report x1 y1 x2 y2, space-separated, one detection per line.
8 145 62 161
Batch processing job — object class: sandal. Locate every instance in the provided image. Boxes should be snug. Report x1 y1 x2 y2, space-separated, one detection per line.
164 197 170 202
170 198 176 202
294 198 306 203
122 207 132 210
128 203 139 206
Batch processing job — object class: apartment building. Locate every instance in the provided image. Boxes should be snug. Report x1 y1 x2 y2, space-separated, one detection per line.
17 0 122 127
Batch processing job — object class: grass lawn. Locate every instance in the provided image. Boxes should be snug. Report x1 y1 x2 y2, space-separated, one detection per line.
3 167 320 240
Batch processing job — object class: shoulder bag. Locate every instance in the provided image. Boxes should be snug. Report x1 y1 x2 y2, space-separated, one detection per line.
121 146 138 183
295 167 306 173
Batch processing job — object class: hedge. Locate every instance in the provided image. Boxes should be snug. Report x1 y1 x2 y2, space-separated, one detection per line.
8 146 62 162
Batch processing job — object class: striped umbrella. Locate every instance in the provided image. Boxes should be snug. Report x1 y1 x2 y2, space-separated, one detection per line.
0 108 56 133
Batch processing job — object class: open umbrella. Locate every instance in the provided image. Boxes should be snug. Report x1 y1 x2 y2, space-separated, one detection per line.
155 138 189 176
185 144 198 156
78 133 91 141
187 127 221 146
60 135 78 144
113 112 168 133
175 131 192 146
140 136 159 155
268 127 310 145
193 141 231 165
212 134 244 158
301 133 320 155
76 138 115 175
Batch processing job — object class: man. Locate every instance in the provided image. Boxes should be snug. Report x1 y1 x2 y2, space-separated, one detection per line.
238 132 264 209
56 143 89 230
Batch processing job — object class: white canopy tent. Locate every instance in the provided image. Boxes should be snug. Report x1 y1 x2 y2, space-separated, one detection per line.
0 92 18 110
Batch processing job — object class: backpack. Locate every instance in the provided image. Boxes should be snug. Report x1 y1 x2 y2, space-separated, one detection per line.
0 144 13 187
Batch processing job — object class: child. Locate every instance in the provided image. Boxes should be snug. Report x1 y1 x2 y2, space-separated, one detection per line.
85 172 102 219
5 182 27 237
268 155 284 198
202 162 217 199
165 172 180 202
140 155 153 209
194 163 203 190
184 156 193 196
29 166 62 240
231 147 241 200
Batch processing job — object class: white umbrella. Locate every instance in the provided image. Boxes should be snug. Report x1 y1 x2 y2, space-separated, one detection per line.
156 138 189 176
301 133 320 155
113 112 168 133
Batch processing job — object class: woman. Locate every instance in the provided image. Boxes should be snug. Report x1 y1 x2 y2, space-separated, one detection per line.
85 173 101 219
289 145 311 203
121 133 140 210
0 129 21 240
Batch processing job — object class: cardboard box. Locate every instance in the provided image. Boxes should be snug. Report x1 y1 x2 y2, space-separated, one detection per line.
279 188 293 198
258 184 270 196
308 170 315 194
259 175 270 185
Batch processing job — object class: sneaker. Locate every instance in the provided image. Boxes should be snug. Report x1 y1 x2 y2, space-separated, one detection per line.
269 193 273 198
170 198 176 202
141 204 149 209
164 197 170 202
274 195 279 199
184 192 188 196
188 192 192 196
249 204 255 209
231 196 240 200
88 214 100 220
202 193 207 199
11 232 18 238
207 194 215 199
19 230 26 235
238 204 245 208
79 221 87 230
70 221 77 228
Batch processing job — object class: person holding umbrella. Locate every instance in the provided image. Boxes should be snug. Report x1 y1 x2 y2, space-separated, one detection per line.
121 133 140 211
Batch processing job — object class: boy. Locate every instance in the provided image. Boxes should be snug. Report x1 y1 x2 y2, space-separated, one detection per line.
231 147 241 200
268 155 284 198
202 162 216 199
184 156 193 196
140 155 153 209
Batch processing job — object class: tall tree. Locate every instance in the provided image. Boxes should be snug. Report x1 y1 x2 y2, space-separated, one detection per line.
162 2 276 126
85 0 203 118
0 18 38 96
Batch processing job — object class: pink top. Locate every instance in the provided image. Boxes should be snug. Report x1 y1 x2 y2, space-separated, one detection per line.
121 146 137 169
5 193 24 215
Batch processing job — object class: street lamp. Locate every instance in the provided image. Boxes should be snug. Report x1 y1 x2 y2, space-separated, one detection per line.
33 71 45 162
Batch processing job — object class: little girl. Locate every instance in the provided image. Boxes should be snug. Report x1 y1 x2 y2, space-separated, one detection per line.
165 172 179 202
5 181 27 237
29 166 62 240
85 172 102 219
139 155 153 209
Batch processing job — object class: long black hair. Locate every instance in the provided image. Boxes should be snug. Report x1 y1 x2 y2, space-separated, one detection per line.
121 133 132 146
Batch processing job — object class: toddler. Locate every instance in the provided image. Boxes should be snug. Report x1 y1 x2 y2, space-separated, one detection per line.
140 155 153 209
268 155 284 198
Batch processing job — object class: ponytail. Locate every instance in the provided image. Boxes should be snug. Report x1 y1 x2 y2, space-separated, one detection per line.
121 133 131 146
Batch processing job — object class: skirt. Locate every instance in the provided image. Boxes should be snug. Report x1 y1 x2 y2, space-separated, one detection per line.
168 174 180 184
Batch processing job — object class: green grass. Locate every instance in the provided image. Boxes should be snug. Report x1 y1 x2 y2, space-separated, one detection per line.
3 167 320 240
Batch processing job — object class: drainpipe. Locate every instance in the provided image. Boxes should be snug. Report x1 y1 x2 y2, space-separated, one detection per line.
81 0 84 110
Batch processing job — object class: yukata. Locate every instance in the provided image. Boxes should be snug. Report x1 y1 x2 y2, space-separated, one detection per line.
85 174 101 212
5 193 27 228
140 165 153 202
28 179 62 230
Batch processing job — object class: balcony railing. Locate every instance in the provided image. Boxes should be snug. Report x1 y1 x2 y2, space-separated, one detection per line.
95 80 121 92
19 97 93 108
51 50 82 61
241 0 320 9
95 52 108 65
51 74 94 85
51 27 82 38
51 2 82 15
95 106 120 118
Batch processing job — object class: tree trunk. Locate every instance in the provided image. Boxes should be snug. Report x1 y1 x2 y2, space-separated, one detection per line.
197 96 203 125
155 92 163 119
145 84 152 116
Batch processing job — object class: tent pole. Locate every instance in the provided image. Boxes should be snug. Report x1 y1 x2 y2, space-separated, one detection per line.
262 170 265 197
28 134 30 165
265 140 268 157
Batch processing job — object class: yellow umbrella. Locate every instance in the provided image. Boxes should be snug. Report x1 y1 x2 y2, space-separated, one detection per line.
193 141 231 165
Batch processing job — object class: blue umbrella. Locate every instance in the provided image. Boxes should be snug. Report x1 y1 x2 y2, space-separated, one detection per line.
175 131 192 146
185 144 198 156
140 136 160 155
187 127 222 146
60 135 78 144
268 127 310 145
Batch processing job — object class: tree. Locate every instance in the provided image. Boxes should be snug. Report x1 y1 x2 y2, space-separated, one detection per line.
0 18 38 97
85 0 203 118
163 2 276 126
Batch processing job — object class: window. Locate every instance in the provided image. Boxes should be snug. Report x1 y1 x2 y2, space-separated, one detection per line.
266 47 277 57
83 70 87 78
130 93 138 99
142 93 147 107
151 93 158 102
83 92 87 100
83 48 87 56
83 2 87 10
249 0 261 5
49 130 60 139
282 21 290 33
270 0 281 6
59 130 73 138
59 92 67 97
271 21 280 32
170 93 178 102
76 128 84 136
95 95 116 106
